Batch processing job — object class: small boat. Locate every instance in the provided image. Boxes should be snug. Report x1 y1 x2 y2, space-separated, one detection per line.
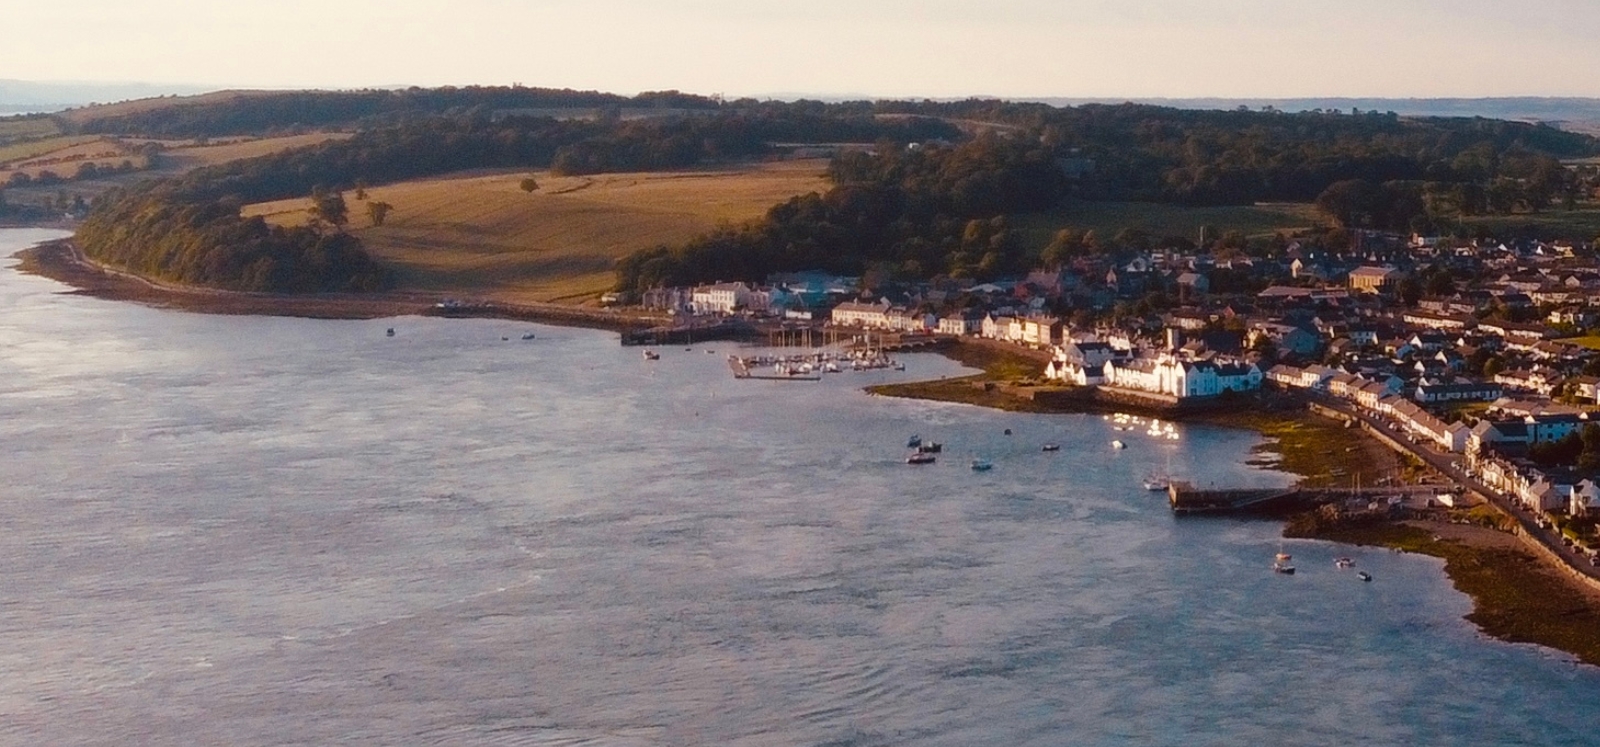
1003 428 1012 436
1041 443 1061 452
1142 476 1168 491
1335 557 1354 569
385 328 395 337
917 442 942 454
521 332 536 340
893 362 905 371
906 452 936 465
643 350 660 360
1110 440 1125 449
1357 571 1372 582
907 434 922 448
971 459 993 472
1273 563 1296 575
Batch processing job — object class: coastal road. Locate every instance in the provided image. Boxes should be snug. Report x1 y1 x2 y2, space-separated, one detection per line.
1304 393 1600 584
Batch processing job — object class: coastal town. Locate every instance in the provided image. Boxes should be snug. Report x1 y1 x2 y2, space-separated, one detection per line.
631 230 1600 575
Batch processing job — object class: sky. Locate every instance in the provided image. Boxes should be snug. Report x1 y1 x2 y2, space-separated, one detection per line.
7 0 1600 99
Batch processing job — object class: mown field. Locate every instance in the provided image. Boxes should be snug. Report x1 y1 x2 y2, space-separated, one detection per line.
243 159 832 303
1012 201 1324 246
1 133 348 208
1459 206 1600 240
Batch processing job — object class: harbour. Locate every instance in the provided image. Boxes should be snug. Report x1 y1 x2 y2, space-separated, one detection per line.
5 226 1600 744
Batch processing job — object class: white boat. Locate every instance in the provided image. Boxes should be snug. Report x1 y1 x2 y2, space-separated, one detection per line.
1042 443 1061 452
643 350 660 360
971 459 993 472
1273 563 1296 575
906 452 936 465
1142 476 1168 491
1111 440 1126 449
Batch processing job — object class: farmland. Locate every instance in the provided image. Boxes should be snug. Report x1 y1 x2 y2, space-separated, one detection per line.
1011 201 1324 246
243 159 831 303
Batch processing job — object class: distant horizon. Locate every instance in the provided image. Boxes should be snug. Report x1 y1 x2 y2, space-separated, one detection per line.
14 78 1600 115
7 1 1600 102
9 80 1600 128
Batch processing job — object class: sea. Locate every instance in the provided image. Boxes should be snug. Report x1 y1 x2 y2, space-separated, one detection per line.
1 227 1596 746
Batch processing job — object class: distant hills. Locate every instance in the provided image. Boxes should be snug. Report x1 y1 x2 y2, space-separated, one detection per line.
1027 97 1600 128
0 79 212 114
12 80 1600 130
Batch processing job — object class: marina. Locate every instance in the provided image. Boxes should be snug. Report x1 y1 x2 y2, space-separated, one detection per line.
4 227 1600 745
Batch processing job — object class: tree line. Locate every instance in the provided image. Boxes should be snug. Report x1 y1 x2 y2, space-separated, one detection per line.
74 109 959 293
615 102 1600 292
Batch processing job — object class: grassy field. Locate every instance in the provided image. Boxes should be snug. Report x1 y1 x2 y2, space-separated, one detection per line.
154 133 348 170
1565 336 1600 350
1460 206 1600 240
0 135 106 167
243 159 831 304
1012 201 1323 245
0 117 63 143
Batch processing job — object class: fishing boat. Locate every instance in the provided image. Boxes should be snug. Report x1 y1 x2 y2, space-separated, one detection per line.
906 452 936 465
386 328 395 337
643 350 660 360
970 459 993 472
521 332 536 340
1357 571 1372 582
1110 440 1126 449
1273 562 1296 575
1335 557 1354 569
1042 443 1061 452
907 434 922 448
1142 475 1168 491
917 442 942 454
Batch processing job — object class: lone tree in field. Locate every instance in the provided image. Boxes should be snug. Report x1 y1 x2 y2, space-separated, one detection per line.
520 177 540 193
366 200 393 227
354 179 370 201
309 186 349 232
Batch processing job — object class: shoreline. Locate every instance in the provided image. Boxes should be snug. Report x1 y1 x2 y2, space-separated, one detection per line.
10 236 669 331
10 226 1600 669
888 337 1600 668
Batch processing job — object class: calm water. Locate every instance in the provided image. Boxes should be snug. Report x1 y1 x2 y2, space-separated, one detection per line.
1 227 1596 746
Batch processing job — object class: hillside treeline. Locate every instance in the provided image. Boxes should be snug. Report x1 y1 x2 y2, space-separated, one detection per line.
69 87 720 137
615 103 1600 290
615 135 1063 291
75 195 389 292
881 100 1595 209
75 110 958 292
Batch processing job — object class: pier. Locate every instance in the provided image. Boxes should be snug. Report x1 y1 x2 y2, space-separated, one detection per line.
728 355 822 381
1168 482 1425 515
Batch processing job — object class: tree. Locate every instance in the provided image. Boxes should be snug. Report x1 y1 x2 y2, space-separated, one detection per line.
1483 356 1506 378
354 179 369 201
366 200 393 227
309 187 349 231
520 177 540 193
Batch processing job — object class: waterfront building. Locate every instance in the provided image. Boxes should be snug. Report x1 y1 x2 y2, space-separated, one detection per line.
831 299 893 328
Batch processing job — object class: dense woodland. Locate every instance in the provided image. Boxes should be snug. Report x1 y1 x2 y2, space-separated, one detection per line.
64 89 1600 294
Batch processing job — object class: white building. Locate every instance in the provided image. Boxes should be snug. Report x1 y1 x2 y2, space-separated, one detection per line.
1102 353 1262 399
690 282 751 314
831 299 892 328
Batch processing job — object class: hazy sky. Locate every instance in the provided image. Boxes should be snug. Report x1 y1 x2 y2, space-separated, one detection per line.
8 0 1600 98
